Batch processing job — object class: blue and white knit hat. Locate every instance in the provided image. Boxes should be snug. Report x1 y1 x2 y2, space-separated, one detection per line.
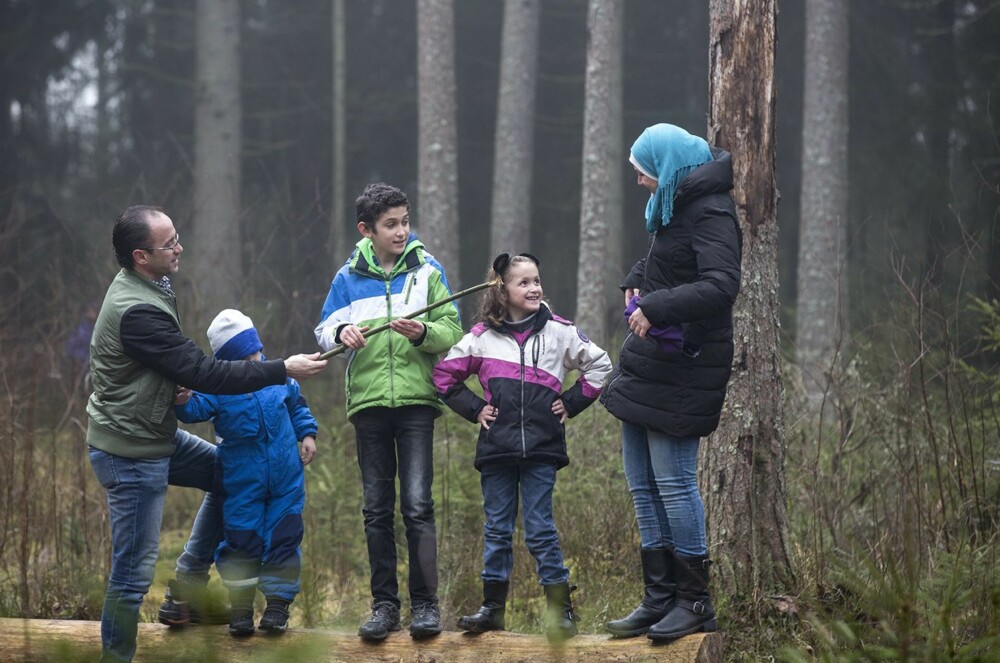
207 309 263 361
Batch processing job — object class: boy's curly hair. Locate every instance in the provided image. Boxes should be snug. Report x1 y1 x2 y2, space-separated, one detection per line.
356 182 410 227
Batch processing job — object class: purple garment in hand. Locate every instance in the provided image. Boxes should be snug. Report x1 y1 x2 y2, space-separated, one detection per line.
624 295 684 353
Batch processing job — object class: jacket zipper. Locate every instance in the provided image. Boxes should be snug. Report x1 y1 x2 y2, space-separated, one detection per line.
519 341 527 458
385 279 395 407
403 273 415 305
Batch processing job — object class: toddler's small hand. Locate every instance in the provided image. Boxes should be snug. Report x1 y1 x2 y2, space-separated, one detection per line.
300 436 317 465
174 387 192 405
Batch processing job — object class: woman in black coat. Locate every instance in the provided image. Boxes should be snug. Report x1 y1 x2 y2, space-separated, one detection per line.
601 123 741 641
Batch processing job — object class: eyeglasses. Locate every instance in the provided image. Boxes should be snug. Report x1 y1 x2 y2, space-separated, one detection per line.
143 234 181 252
492 252 540 276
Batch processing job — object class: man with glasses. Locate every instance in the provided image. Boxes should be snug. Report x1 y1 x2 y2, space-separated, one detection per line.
87 205 327 662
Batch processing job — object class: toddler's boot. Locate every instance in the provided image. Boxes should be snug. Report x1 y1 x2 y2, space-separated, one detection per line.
158 577 230 626
647 554 718 641
228 587 257 637
605 547 675 637
258 597 291 634
543 582 579 643
457 581 508 633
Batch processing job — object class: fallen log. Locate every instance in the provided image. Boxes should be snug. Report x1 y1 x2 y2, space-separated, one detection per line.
0 618 723 662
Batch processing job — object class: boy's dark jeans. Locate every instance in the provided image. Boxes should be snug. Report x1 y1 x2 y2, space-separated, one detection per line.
353 405 439 608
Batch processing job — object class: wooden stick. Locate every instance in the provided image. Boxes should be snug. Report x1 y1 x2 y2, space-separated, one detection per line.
319 278 501 360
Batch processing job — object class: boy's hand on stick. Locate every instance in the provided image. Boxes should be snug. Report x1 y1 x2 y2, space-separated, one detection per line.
340 324 370 349
389 318 425 340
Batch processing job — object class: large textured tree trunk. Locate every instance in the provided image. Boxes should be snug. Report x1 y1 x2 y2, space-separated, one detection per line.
417 0 461 283
192 0 242 322
575 0 621 344
489 0 541 258
704 0 794 603
796 0 849 405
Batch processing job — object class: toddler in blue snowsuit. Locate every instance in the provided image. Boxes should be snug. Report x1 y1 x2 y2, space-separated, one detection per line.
175 309 318 637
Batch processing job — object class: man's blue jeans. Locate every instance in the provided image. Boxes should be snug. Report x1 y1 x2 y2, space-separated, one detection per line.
353 405 439 608
479 462 569 586
88 428 219 662
172 490 223 585
621 421 707 556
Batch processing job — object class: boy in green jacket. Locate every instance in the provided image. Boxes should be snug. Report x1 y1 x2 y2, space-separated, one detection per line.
314 182 463 641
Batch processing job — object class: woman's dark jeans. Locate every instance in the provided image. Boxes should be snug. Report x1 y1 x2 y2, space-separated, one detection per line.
353 405 439 607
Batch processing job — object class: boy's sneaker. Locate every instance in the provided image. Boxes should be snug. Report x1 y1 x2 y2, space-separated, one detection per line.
258 598 291 634
358 602 401 641
409 602 442 639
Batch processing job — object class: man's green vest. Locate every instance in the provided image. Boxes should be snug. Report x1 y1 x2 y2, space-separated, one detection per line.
87 269 182 458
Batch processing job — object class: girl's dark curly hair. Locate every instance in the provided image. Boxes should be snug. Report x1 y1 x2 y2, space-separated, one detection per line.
476 253 541 328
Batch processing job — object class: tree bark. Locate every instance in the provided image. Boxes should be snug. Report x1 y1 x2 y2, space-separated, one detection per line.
329 0 348 263
489 0 541 258
704 0 795 604
192 0 242 323
417 0 461 284
796 0 849 405
575 0 621 344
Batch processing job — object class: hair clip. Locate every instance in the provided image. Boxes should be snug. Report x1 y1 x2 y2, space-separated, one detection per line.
492 252 540 276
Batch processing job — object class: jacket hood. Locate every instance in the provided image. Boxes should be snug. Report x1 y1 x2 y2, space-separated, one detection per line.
350 232 426 278
674 147 734 209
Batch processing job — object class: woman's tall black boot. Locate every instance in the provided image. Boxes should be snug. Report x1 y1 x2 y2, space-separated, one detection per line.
605 547 675 637
647 553 717 641
457 581 508 633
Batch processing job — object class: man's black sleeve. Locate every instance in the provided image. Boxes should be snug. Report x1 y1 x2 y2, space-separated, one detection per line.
120 304 287 394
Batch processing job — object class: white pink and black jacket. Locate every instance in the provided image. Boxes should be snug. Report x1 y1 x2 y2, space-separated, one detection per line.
433 304 612 470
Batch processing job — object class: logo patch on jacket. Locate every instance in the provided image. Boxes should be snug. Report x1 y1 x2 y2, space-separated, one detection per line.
577 329 590 343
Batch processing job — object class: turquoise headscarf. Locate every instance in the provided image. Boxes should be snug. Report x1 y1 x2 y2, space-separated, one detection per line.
630 123 713 233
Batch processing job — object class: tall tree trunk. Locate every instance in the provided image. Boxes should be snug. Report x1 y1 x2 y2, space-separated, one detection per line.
920 0 957 289
606 1 624 334
329 0 348 264
796 0 849 405
417 0 460 283
489 0 541 258
704 0 794 604
192 0 242 323
575 0 621 344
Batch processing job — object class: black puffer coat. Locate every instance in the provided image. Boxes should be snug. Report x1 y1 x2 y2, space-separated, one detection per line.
601 147 742 437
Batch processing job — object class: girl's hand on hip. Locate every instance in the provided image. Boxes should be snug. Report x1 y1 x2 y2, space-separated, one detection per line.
477 404 498 430
551 399 568 423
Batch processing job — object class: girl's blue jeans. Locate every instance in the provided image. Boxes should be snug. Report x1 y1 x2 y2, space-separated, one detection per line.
480 462 569 586
621 421 707 556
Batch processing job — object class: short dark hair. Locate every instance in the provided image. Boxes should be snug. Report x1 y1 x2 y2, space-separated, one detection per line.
355 182 409 227
113 205 162 269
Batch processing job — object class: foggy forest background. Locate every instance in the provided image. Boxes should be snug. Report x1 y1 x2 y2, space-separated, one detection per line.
1 0 999 660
